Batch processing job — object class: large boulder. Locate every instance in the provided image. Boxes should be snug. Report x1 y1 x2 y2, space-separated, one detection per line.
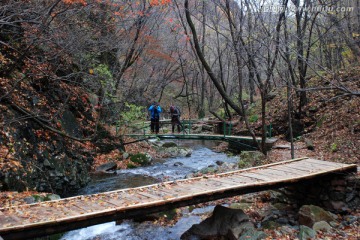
238 151 265 168
162 142 178 148
61 110 83 138
298 225 316 240
312 221 332 232
298 205 335 227
130 153 153 166
181 205 266 240
162 147 192 158
95 162 117 173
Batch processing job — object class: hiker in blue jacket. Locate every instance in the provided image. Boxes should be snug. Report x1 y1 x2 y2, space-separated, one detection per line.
148 102 162 134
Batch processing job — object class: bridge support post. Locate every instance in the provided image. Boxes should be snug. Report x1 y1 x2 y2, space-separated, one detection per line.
223 122 226 137
267 123 272 138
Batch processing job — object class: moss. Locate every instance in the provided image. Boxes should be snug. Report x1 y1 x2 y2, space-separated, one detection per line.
317 116 326 127
32 194 42 202
127 163 137 169
158 209 178 220
43 195 51 201
162 142 177 148
238 159 251 169
130 153 149 166
330 143 338 152
248 114 259 123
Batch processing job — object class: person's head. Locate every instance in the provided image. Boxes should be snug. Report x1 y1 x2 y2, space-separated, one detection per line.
170 105 175 112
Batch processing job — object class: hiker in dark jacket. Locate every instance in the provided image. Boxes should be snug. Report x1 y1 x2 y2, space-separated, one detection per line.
170 105 181 133
148 102 162 134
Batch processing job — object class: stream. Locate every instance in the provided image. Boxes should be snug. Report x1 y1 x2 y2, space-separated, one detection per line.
60 140 239 240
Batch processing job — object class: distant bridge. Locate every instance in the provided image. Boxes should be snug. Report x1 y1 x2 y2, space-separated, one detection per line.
0 157 357 240
124 133 277 150
122 118 275 150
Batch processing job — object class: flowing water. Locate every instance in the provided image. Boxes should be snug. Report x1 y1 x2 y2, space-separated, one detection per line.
60 140 238 240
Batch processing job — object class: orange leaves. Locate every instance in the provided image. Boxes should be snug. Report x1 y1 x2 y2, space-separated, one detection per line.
146 49 175 62
62 0 87 6
149 0 171 7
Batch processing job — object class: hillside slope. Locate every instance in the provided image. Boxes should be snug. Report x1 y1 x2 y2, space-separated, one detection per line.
263 68 359 164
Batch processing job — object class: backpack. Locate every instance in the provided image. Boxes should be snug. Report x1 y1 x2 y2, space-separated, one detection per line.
153 107 159 119
175 106 181 116
171 106 180 117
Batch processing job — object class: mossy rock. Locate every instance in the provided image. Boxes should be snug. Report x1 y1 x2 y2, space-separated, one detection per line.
31 194 60 202
162 142 178 148
200 167 216 174
230 202 253 211
127 163 137 169
239 151 265 168
130 153 151 166
261 220 282 230
298 205 335 227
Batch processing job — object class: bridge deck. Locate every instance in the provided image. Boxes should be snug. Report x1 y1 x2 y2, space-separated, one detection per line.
0 157 357 240
125 133 277 142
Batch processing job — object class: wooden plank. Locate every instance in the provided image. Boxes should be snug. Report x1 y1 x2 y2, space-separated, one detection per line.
188 179 231 191
29 205 75 221
100 198 126 208
274 164 319 173
268 165 309 175
196 178 233 187
168 181 209 194
124 192 152 205
150 188 180 199
87 200 116 210
239 172 275 181
12 208 43 224
145 187 182 200
107 193 141 207
146 185 182 196
117 192 144 204
208 177 241 187
257 168 303 179
191 176 256 193
209 157 308 179
304 158 349 168
158 181 211 197
289 160 330 169
136 190 163 200
72 202 112 214
37 204 84 221
0 215 25 228
201 177 235 189
221 176 256 185
166 183 208 195
218 174 266 184
0 214 23 225
151 184 195 198
254 170 289 179
286 162 333 172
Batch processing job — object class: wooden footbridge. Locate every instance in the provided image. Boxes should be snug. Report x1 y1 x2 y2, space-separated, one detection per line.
0 157 357 240
123 118 275 150
125 133 278 150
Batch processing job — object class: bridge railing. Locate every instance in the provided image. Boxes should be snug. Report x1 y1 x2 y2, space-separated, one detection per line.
121 119 236 137
120 119 273 139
